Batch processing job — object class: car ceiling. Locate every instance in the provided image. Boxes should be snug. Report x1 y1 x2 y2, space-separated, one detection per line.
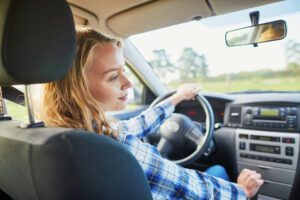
68 0 282 38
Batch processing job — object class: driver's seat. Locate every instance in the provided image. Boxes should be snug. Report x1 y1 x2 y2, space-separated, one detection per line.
0 0 152 200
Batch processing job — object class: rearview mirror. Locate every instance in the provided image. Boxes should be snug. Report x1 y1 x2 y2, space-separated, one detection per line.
225 20 287 47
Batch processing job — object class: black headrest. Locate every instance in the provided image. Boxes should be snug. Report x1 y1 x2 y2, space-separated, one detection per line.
0 0 76 85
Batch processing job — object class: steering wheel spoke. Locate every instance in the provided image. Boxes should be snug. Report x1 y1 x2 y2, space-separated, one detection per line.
186 127 205 147
157 138 174 158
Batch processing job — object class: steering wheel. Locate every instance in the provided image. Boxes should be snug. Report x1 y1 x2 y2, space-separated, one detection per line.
147 91 215 166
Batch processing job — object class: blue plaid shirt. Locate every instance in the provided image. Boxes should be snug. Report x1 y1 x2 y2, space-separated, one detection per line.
116 100 246 200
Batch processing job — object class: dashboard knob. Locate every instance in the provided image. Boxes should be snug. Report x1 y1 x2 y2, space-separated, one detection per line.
246 109 252 114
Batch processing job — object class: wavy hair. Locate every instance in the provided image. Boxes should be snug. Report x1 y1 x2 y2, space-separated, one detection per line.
41 26 122 137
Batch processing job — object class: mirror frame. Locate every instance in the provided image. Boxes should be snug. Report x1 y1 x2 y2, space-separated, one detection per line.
225 20 287 47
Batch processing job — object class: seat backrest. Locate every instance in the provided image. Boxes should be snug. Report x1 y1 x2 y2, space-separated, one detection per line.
0 0 152 199
0 121 152 200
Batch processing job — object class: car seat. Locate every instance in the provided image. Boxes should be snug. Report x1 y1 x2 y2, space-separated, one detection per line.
0 0 152 200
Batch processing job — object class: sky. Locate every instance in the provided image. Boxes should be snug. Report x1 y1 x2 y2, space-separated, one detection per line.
129 0 300 76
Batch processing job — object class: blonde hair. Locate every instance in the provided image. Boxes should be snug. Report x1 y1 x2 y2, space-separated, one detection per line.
41 26 122 137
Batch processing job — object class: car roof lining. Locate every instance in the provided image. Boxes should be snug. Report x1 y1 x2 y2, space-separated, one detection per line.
106 0 211 37
70 3 98 28
68 0 282 38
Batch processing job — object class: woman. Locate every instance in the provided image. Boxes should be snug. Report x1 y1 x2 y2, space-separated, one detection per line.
42 26 263 199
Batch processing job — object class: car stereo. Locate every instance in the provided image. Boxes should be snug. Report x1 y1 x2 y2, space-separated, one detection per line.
236 129 299 170
242 106 298 131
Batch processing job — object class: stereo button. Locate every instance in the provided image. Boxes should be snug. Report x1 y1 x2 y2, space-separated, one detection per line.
287 107 298 115
260 156 268 161
283 159 292 165
280 124 286 128
282 137 295 144
268 157 275 162
240 153 249 158
246 109 252 114
285 147 294 156
239 134 249 139
268 123 273 127
287 124 296 129
239 142 246 150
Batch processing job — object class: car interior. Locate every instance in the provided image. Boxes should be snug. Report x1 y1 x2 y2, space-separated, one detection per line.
0 1 151 200
0 0 299 200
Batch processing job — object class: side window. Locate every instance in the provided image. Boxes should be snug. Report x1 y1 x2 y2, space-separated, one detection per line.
3 85 28 122
125 65 144 109
5 100 28 122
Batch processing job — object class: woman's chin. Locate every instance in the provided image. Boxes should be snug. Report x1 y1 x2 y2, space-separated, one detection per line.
113 103 127 111
119 103 127 110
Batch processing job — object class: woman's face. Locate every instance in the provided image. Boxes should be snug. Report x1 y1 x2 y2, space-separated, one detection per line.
84 43 132 111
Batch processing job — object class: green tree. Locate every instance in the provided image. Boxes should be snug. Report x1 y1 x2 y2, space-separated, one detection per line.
285 40 300 73
148 49 176 79
148 49 172 67
178 48 208 81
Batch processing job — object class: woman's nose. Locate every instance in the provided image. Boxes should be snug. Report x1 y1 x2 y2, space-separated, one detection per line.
121 75 132 90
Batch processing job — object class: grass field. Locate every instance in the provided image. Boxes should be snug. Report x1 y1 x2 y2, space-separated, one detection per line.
169 77 300 92
5 76 300 122
201 77 300 92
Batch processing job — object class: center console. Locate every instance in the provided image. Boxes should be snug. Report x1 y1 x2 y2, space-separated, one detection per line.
236 129 299 199
230 104 300 200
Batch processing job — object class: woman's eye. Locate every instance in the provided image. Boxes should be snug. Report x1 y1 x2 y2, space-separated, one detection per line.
110 74 119 81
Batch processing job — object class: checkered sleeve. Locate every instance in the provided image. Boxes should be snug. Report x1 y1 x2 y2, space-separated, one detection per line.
118 134 247 200
118 100 175 139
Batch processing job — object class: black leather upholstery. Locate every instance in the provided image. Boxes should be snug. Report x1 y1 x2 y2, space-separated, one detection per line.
0 0 153 199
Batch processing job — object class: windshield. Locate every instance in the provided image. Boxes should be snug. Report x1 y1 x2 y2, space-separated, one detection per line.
129 0 300 93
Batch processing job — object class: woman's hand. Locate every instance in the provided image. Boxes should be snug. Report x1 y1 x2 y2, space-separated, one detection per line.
237 168 264 198
169 84 200 106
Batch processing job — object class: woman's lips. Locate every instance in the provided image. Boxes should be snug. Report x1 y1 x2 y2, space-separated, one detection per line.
118 94 128 101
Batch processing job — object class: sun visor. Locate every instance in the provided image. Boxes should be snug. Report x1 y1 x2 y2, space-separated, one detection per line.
209 0 282 15
107 0 211 37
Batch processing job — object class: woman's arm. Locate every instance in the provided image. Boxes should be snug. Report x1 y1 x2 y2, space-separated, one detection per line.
119 134 251 199
118 84 200 139
118 99 174 138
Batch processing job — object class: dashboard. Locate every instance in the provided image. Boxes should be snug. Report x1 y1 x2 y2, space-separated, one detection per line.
174 92 300 200
175 95 230 124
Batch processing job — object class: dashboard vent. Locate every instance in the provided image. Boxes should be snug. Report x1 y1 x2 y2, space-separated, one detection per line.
229 106 241 124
